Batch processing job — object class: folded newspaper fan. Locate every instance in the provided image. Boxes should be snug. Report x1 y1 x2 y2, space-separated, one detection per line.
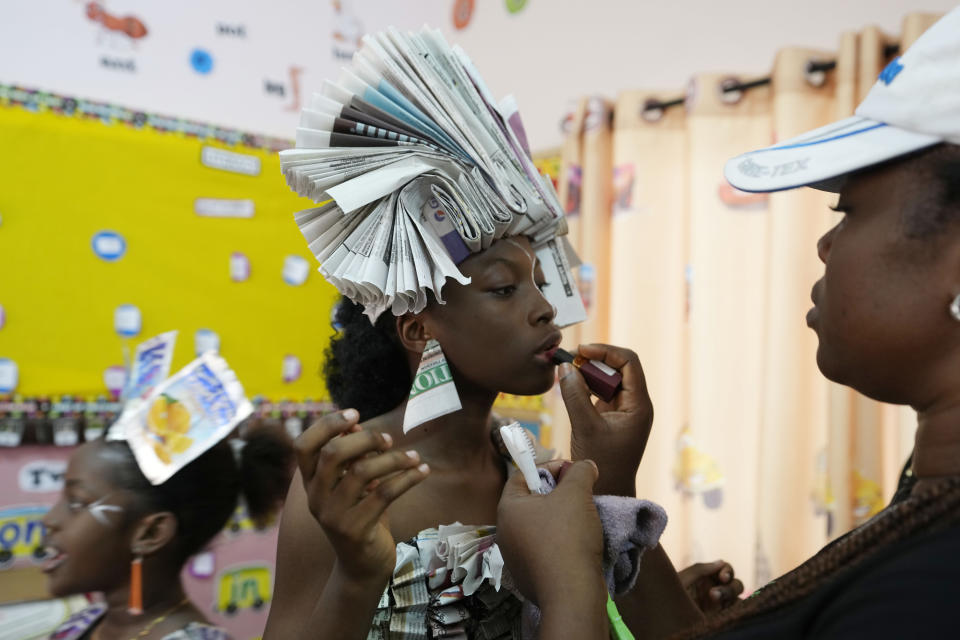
280 26 586 327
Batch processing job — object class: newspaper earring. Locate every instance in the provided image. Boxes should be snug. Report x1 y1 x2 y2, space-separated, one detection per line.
128 554 144 615
402 338 462 433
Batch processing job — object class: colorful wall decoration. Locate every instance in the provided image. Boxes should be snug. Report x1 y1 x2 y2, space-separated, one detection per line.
0 85 344 638
0 85 340 404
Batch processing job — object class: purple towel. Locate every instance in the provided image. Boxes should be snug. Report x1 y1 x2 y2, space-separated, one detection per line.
536 467 667 595
513 469 668 638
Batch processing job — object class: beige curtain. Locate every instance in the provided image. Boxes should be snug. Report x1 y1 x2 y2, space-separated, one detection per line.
556 12 940 592
579 98 615 345
755 46 836 578
608 89 689 559
685 73 773 584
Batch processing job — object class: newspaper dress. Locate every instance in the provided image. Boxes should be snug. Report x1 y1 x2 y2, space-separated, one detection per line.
365 422 551 640
367 524 521 640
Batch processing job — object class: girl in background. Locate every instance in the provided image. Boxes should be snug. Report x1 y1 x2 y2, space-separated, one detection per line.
44 423 293 640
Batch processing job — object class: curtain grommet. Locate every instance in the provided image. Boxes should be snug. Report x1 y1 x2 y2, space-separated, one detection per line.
640 98 664 123
585 96 608 130
719 77 744 105
805 60 830 87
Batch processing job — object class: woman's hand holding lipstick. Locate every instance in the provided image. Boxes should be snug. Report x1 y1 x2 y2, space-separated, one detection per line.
557 344 652 497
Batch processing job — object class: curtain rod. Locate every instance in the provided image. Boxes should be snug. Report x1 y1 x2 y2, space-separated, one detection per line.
640 42 900 116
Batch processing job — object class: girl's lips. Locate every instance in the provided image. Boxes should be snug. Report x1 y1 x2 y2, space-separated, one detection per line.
534 346 561 364
533 332 563 362
40 546 68 573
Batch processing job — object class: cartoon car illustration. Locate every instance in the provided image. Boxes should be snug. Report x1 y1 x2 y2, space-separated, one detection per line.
216 565 271 615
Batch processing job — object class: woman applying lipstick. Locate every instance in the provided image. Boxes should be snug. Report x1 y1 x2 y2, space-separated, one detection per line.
42 422 293 640
265 233 664 639
496 10 960 639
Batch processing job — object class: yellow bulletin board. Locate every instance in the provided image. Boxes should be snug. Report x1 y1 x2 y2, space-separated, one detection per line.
0 86 339 401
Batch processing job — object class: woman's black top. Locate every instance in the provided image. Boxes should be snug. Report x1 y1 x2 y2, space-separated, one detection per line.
711 455 959 639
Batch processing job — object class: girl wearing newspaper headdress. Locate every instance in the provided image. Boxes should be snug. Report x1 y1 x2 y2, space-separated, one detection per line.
265 27 671 639
42 352 294 640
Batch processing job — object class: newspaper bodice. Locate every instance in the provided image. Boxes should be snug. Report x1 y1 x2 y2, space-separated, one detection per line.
366 526 521 640
366 420 551 640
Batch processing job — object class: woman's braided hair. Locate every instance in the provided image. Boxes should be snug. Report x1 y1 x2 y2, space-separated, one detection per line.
678 476 960 638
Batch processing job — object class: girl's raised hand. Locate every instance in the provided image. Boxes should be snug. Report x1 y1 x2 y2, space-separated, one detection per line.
295 409 430 584
557 343 653 496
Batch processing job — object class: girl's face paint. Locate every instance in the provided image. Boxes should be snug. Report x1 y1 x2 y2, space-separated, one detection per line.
86 495 124 526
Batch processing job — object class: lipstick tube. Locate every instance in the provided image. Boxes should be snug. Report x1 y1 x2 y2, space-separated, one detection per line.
551 347 623 402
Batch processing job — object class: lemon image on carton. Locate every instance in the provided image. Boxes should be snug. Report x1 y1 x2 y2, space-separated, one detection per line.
146 394 194 463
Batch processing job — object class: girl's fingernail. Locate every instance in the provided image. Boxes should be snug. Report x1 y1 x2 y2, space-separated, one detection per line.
558 363 574 378
405 450 419 460
342 409 359 421
710 588 723 600
381 433 392 446
417 463 430 474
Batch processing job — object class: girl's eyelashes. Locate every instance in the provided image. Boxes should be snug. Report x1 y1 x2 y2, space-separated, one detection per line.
489 281 550 296
63 488 91 513
65 495 86 513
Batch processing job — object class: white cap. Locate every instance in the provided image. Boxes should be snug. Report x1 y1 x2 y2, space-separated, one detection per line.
725 6 960 193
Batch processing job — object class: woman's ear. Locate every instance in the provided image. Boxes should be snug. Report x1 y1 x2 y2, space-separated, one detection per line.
131 511 178 556
396 314 432 355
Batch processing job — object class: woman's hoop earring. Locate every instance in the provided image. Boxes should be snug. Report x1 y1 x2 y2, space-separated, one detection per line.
950 294 960 322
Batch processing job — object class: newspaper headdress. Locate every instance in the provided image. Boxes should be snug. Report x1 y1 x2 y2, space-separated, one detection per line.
108 332 253 484
281 27 587 431
280 26 586 328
